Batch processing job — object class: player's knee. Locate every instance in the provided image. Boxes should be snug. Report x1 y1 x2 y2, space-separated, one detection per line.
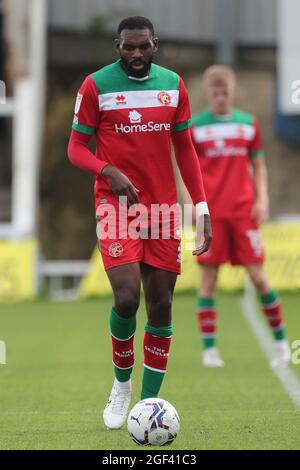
148 293 172 316
114 288 140 317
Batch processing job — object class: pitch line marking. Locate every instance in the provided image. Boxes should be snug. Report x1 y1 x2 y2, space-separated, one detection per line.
241 282 300 411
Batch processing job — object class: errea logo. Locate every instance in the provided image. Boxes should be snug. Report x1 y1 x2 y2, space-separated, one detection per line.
116 95 126 105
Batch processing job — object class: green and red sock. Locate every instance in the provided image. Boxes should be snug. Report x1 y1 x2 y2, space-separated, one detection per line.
110 307 136 382
196 297 217 349
141 324 173 400
260 290 286 341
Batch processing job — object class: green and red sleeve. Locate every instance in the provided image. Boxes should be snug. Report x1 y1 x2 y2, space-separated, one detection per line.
68 76 108 175
249 120 264 159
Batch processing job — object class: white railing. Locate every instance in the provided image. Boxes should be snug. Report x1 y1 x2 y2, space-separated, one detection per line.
38 260 90 301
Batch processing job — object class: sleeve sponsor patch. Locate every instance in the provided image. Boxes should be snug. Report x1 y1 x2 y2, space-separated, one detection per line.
75 93 83 114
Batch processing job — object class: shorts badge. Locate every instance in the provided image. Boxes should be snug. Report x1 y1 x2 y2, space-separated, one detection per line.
109 242 124 258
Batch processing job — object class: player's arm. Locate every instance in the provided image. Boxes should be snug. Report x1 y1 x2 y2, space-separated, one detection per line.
68 76 139 206
68 75 108 174
249 120 269 224
68 133 139 205
68 129 107 174
172 128 212 255
172 76 212 255
251 156 269 224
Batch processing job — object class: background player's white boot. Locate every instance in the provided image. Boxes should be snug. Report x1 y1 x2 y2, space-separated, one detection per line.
103 378 132 429
202 347 225 367
271 339 291 368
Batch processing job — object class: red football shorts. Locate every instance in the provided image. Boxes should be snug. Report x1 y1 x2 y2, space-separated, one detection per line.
198 218 265 266
95 197 181 274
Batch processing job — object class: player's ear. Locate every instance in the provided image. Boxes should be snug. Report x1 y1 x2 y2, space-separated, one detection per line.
153 37 159 52
114 38 121 53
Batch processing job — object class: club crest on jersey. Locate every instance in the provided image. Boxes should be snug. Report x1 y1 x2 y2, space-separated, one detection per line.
129 110 142 123
157 91 171 105
75 93 83 114
109 242 124 258
116 95 127 105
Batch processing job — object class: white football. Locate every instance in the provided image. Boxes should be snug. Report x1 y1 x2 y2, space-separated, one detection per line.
127 398 180 446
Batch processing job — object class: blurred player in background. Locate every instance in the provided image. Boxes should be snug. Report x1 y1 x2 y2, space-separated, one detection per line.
68 16 211 429
192 65 290 368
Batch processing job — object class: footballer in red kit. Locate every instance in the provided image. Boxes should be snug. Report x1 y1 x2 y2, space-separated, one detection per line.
191 65 290 369
68 16 212 430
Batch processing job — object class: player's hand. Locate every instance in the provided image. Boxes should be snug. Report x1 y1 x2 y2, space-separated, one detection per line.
102 164 140 206
192 214 212 256
251 199 269 224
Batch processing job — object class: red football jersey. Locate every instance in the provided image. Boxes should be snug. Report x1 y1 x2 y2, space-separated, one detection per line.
73 60 193 209
192 109 264 219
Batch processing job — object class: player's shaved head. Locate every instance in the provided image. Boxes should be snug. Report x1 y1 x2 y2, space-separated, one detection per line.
203 65 236 89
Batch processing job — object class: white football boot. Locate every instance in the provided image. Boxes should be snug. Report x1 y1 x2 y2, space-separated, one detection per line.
202 347 225 368
271 339 291 368
103 378 132 429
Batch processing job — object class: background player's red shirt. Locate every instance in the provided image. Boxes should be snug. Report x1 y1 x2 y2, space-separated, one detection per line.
192 108 264 219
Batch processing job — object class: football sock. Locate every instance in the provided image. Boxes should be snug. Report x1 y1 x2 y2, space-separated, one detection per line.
110 307 136 382
196 296 217 349
141 324 173 400
260 290 286 341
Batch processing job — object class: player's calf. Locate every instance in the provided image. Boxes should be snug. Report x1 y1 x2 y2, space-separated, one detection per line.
141 323 173 399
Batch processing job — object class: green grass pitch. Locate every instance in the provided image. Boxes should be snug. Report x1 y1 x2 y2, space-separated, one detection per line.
0 293 300 450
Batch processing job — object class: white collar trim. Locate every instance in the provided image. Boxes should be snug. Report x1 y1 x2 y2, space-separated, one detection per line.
128 75 149 81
